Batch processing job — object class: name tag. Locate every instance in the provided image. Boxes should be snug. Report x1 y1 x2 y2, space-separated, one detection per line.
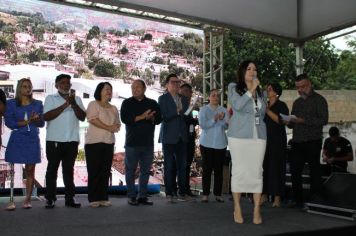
255 116 260 125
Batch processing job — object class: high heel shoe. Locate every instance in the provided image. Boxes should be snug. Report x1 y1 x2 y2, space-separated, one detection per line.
233 211 244 224
6 202 16 211
23 202 32 209
253 209 263 225
272 196 281 207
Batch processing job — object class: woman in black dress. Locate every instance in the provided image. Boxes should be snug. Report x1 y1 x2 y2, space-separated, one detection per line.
262 83 289 207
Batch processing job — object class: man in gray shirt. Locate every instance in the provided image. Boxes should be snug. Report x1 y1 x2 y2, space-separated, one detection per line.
288 73 328 207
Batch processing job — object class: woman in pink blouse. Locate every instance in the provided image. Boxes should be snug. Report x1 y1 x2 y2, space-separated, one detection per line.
85 82 121 208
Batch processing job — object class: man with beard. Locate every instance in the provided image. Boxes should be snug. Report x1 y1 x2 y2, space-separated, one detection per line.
43 74 86 208
287 73 328 207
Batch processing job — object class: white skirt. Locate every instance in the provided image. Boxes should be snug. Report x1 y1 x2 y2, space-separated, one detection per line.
228 137 266 193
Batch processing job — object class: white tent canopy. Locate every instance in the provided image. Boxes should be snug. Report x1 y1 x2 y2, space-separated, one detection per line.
49 0 356 43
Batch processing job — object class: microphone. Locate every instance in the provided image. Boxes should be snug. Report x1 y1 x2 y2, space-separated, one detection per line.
253 77 262 98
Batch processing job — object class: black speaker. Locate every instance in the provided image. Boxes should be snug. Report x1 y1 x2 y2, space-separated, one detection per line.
316 173 356 209
305 173 356 220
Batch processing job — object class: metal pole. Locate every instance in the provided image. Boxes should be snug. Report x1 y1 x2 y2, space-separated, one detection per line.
6 163 16 211
220 33 224 106
295 43 304 76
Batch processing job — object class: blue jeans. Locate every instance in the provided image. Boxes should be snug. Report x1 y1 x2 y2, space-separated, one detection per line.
125 146 154 198
163 139 187 196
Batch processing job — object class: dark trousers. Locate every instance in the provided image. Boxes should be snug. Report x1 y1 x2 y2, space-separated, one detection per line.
85 143 114 203
290 139 323 203
125 146 154 199
163 139 187 196
200 145 226 196
45 141 78 201
185 137 195 191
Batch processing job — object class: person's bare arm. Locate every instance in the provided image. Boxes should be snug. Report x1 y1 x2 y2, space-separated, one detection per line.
43 102 69 121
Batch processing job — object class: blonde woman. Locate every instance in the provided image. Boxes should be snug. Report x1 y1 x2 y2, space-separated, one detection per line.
5 78 44 210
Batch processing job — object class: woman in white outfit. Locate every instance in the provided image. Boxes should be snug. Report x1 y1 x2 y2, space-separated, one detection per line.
227 60 267 224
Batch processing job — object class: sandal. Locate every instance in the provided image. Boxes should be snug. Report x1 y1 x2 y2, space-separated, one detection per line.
6 202 16 211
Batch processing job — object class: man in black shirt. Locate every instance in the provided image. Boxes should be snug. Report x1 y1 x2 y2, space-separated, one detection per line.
287 73 328 207
322 126 353 174
120 80 162 206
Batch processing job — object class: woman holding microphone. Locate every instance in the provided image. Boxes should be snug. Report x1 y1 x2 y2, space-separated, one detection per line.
227 60 267 224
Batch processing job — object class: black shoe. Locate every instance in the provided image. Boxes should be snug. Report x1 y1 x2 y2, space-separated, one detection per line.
45 200 55 209
65 199 81 208
128 197 138 206
215 196 225 203
138 197 153 205
186 191 197 197
287 200 303 209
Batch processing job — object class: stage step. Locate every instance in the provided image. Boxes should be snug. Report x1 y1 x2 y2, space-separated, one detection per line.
305 202 356 221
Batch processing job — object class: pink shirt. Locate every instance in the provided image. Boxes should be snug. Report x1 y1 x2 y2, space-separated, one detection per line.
85 100 120 144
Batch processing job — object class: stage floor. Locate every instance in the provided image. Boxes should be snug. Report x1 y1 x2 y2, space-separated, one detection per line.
0 194 355 236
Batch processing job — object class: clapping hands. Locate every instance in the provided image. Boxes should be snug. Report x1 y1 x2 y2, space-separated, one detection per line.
29 111 41 123
139 109 156 122
214 112 225 121
66 92 77 107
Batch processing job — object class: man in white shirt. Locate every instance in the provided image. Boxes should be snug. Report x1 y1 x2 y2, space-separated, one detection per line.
43 74 86 208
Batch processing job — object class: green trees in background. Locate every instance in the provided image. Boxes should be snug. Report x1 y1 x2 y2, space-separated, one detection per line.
222 31 342 90
158 33 203 59
323 39 356 89
87 26 100 40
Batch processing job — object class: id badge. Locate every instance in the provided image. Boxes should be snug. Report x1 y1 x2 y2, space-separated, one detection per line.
255 116 260 125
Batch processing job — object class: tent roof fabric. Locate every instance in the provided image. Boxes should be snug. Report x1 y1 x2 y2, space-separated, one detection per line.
49 0 356 43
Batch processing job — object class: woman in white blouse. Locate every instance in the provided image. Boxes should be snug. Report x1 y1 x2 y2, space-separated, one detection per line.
85 82 121 208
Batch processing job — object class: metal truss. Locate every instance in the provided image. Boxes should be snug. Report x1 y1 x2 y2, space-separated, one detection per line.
203 28 224 105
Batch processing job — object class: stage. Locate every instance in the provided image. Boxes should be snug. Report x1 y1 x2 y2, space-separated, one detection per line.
0 194 355 236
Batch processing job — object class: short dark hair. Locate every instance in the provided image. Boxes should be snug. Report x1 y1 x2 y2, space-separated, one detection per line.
329 126 340 137
209 88 220 95
180 83 192 90
268 82 283 96
133 79 146 89
55 74 71 83
165 73 178 84
296 73 309 82
94 82 112 101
